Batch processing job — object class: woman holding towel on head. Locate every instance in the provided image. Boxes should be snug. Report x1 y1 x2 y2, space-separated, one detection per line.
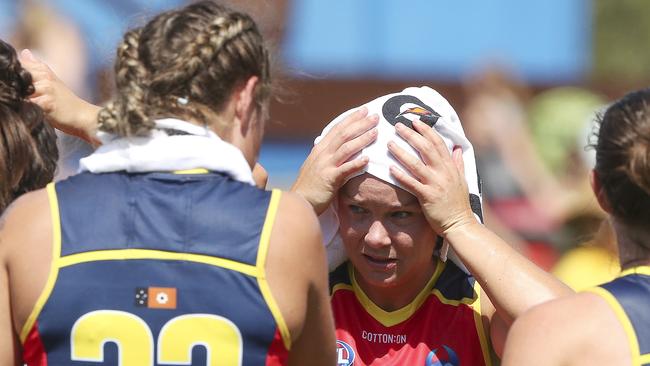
291 86 572 365
0 2 335 365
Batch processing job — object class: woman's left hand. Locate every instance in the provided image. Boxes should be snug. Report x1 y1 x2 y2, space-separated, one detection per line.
388 119 476 237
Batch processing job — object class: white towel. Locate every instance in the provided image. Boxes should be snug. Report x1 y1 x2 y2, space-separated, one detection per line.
317 86 483 274
79 118 256 186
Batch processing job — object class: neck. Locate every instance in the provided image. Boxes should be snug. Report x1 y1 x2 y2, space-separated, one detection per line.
612 218 650 271
354 259 438 312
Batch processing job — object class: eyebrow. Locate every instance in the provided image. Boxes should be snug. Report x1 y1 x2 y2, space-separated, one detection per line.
341 190 420 208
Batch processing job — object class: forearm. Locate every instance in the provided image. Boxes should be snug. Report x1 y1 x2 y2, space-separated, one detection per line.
444 222 573 324
54 102 101 146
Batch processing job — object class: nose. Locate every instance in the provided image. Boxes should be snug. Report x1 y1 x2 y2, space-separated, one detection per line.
364 220 391 248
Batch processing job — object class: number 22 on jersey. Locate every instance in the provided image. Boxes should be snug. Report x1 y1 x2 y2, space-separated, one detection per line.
70 310 243 365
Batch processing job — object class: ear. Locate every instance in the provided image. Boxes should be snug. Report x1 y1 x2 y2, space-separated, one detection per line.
234 76 260 129
590 169 612 213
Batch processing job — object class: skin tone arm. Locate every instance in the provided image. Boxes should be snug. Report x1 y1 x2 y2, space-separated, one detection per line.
387 120 573 346
267 193 337 365
19 49 101 145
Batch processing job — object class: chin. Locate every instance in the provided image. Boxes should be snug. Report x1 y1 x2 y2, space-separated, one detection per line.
360 270 400 288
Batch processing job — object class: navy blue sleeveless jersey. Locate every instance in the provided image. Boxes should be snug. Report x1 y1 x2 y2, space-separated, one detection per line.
588 266 650 365
20 171 290 366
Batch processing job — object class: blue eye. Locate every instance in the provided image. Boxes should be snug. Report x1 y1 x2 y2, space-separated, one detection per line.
391 211 412 219
349 205 367 214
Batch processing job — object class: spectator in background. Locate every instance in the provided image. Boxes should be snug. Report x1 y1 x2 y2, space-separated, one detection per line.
528 87 619 289
461 68 568 268
462 69 611 274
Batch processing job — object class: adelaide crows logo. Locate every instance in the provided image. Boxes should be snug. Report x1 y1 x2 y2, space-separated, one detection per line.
381 95 441 130
425 345 459 366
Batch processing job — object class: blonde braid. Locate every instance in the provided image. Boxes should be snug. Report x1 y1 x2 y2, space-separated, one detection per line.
99 29 154 136
149 13 255 96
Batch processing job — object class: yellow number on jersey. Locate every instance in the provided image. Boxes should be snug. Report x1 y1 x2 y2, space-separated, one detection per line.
71 310 154 365
70 311 242 365
158 314 242 365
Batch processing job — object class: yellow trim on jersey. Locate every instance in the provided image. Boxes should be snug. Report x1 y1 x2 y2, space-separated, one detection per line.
586 287 641 365
255 190 292 351
331 282 355 297
430 287 476 306
172 168 209 175
620 266 650 278
58 249 258 277
349 259 445 327
639 353 650 364
20 183 62 343
471 283 493 366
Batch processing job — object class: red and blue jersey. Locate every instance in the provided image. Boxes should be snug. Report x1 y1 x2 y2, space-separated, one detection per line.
21 171 290 366
330 260 492 366
587 266 650 366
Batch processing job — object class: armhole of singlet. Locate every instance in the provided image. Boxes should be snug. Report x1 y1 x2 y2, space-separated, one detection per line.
255 189 292 351
585 287 641 365
19 183 62 343
471 282 494 366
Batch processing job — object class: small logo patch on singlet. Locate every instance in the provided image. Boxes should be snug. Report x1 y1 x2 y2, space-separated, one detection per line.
134 287 177 309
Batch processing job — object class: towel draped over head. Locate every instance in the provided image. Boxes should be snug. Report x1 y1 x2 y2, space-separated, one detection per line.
316 86 483 274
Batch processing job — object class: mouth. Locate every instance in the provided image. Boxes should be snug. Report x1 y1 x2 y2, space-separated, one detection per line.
362 254 398 269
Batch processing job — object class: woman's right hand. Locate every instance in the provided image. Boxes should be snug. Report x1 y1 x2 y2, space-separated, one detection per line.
291 107 379 215
19 49 101 145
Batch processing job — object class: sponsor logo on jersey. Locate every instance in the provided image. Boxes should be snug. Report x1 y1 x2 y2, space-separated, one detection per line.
336 340 355 366
135 286 177 309
382 94 442 129
361 330 407 344
425 345 459 366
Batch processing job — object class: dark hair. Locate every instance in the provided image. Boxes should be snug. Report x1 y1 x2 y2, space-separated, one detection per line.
98 0 271 137
0 39 58 213
593 88 650 226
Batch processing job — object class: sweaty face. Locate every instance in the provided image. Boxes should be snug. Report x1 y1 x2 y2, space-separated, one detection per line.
337 174 437 291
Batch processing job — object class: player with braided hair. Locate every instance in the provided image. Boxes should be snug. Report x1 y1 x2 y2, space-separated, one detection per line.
0 39 58 214
0 2 335 365
502 88 650 365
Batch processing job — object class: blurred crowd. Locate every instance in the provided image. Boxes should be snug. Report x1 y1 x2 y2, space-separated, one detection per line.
1 0 620 289
460 68 619 289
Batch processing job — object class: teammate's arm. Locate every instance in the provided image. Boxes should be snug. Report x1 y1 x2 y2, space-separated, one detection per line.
266 192 336 365
19 49 101 145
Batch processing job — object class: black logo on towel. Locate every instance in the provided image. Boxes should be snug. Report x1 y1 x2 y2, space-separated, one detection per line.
382 95 441 129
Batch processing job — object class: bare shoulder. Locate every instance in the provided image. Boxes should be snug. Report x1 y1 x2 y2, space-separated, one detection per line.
264 190 327 333
0 188 51 262
502 292 631 366
270 191 322 256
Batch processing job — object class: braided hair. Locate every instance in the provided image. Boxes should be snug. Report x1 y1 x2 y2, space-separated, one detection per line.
98 1 271 137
